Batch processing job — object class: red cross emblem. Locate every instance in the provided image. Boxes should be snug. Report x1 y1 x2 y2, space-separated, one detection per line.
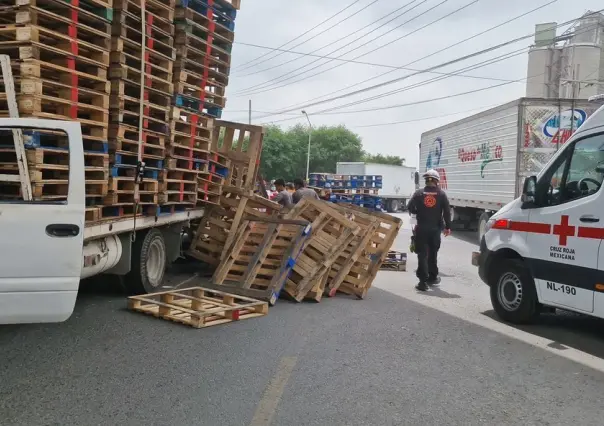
553 215 575 246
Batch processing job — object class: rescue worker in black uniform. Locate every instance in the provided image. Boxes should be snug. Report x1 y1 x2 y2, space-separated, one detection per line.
407 169 452 291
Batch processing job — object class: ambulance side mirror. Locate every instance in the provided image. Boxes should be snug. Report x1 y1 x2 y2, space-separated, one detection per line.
521 176 537 205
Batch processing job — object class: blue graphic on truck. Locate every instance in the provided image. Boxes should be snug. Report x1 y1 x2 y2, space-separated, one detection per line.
425 137 442 171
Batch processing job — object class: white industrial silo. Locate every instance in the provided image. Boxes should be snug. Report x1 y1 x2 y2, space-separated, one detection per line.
526 23 561 98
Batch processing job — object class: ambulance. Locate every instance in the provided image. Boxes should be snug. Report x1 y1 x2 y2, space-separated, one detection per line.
473 94 604 324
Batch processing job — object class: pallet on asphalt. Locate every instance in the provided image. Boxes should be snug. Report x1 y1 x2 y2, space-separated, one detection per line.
334 204 402 298
277 198 361 302
322 208 381 298
380 251 407 271
210 216 311 305
128 286 268 328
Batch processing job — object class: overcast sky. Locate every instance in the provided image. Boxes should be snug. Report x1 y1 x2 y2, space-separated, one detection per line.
221 0 603 168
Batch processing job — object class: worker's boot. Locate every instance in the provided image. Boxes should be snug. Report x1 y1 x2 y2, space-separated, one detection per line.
427 276 441 287
415 282 428 291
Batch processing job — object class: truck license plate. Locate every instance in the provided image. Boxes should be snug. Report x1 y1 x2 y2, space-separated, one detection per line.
471 251 480 267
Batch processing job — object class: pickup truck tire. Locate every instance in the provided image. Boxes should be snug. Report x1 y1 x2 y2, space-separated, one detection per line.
126 229 167 294
489 259 539 324
387 199 400 213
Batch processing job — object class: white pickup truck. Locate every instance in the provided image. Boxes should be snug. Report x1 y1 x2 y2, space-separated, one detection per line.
0 118 203 325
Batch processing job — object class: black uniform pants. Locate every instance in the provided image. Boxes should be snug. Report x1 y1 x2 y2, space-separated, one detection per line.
415 228 441 282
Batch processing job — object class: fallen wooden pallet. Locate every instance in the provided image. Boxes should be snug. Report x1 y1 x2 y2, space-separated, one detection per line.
127 286 268 328
277 198 361 302
209 216 311 305
334 204 402 298
187 186 281 266
323 207 380 297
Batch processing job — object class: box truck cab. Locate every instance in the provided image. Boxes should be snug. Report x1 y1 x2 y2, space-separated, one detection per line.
474 96 604 323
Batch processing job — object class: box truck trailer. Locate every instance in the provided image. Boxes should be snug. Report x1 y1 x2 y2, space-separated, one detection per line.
419 97 600 240
336 162 417 212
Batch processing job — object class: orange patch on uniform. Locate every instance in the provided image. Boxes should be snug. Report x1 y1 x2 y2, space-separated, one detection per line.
424 194 436 208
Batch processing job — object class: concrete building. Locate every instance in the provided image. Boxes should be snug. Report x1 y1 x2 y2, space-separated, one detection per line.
525 11 604 99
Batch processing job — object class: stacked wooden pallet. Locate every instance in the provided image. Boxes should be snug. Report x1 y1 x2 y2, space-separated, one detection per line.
104 0 175 218
0 0 112 213
202 198 402 305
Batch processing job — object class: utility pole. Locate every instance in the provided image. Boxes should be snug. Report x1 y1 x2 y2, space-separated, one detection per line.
301 110 312 182
248 99 252 124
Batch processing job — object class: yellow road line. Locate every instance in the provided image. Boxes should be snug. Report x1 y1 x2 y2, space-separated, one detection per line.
249 356 298 426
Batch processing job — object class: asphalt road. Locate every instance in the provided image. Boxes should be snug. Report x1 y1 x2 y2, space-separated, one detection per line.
2 213 604 425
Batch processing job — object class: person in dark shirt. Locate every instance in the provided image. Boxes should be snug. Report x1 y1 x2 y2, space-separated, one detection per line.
407 169 452 291
292 178 319 204
272 178 293 209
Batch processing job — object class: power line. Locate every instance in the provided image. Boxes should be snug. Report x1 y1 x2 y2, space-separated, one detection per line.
234 0 483 97
353 102 503 128
315 19 603 115
317 48 529 114
268 0 558 115
252 10 603 121
233 0 381 77
259 50 528 125
232 0 366 72
257 19 601 128
232 0 430 95
230 41 523 81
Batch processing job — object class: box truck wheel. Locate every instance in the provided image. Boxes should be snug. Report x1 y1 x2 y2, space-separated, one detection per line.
126 229 167 294
478 212 491 241
489 259 539 324
387 199 400 213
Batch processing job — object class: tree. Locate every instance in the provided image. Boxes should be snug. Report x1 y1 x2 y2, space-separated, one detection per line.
259 124 365 180
362 153 406 166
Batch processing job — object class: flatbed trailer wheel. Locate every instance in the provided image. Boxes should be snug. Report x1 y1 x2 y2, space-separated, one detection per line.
126 229 167 294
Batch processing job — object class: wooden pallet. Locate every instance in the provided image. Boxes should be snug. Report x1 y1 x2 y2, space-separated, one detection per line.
0 25 110 66
128 286 268 328
210 217 311 305
175 3 234 43
276 198 361 302
211 120 263 190
333 204 402 298
323 209 380 297
187 188 281 266
380 251 407 271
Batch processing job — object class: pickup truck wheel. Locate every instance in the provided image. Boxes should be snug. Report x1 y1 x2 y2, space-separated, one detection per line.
126 229 167 294
387 199 400 213
478 212 491 241
489 259 539 324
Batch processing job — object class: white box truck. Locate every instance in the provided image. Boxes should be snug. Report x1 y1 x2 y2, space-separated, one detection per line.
336 162 417 212
419 98 600 240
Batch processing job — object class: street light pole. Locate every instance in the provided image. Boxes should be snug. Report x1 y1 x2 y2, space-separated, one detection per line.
301 110 312 182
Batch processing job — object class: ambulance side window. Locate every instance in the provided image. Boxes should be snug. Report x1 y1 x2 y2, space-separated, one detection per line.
536 133 604 207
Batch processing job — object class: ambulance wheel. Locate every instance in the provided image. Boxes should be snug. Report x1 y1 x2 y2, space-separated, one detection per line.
478 212 491 241
489 259 539 324
126 229 167 294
